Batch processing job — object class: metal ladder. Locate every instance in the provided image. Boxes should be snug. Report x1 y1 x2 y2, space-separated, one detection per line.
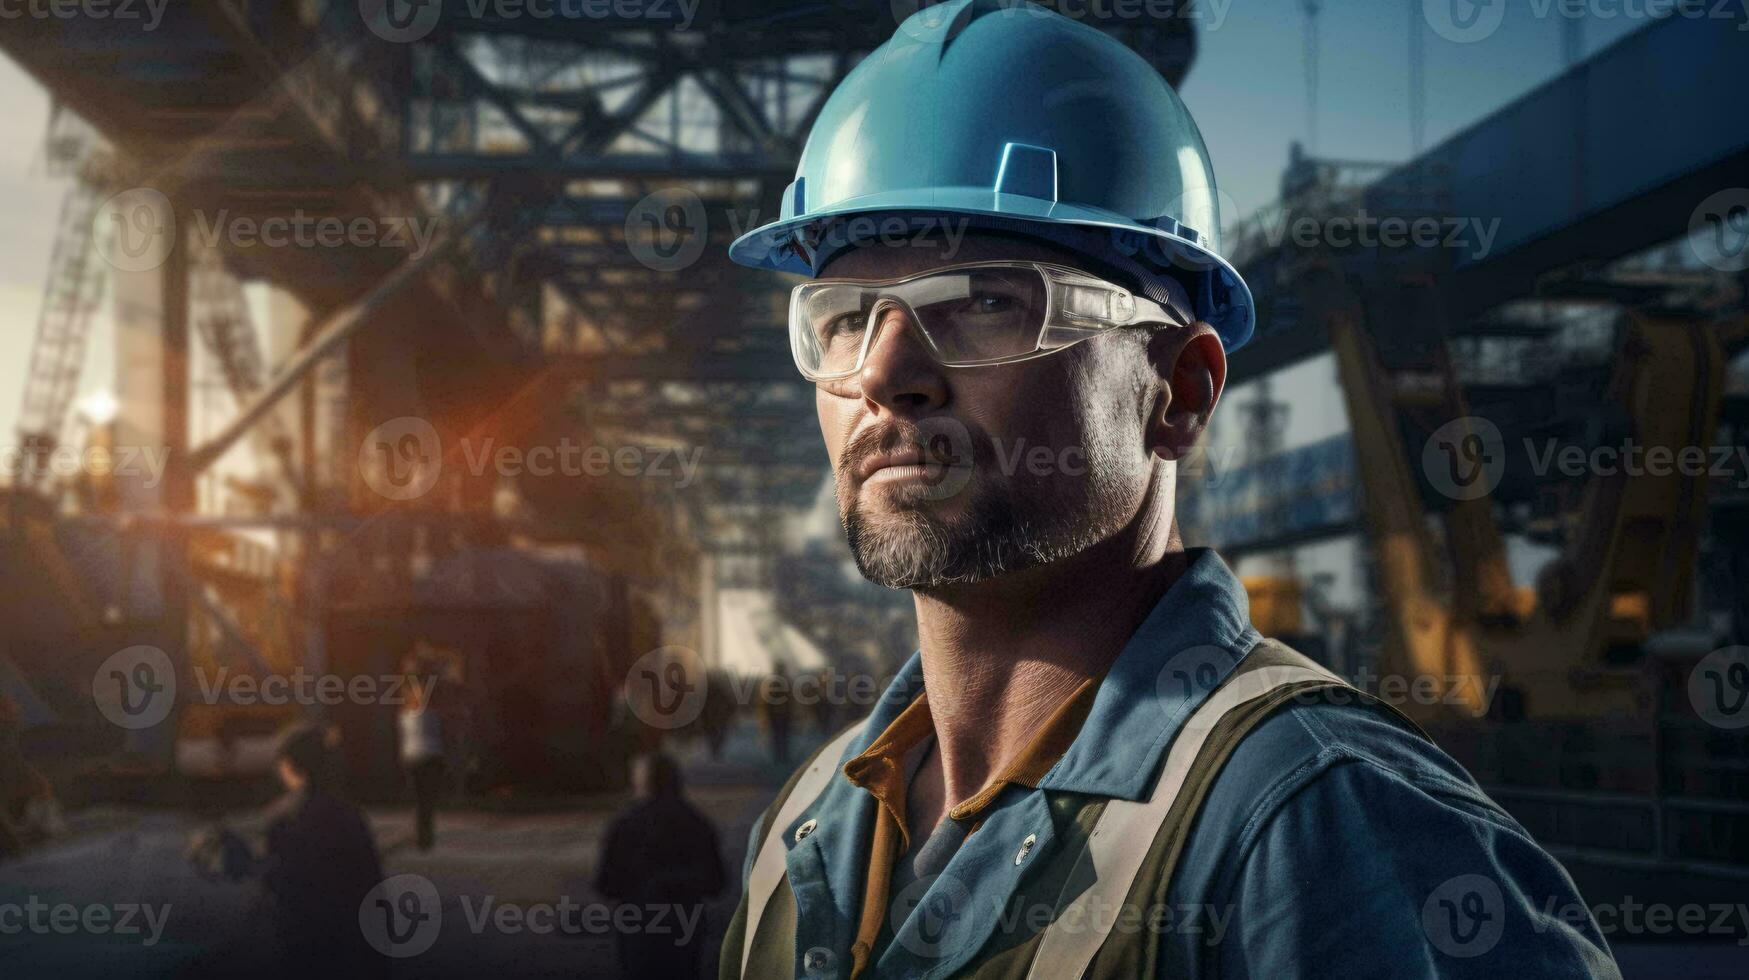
190 251 301 490
15 181 106 488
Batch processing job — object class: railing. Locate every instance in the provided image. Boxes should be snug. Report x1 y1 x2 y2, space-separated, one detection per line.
1481 784 1749 881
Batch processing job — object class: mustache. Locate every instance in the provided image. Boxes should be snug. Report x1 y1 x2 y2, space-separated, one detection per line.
841 420 976 478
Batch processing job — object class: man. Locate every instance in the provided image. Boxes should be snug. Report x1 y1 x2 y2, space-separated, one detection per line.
717 2 1619 978
257 723 386 978
596 751 727 978
398 669 445 851
0 696 38 859
762 661 797 764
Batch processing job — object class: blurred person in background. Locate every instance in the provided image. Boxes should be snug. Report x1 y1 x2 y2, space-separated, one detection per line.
812 668 839 736
0 695 59 860
258 722 386 978
596 750 726 979
0 695 30 858
399 672 445 851
759 661 794 765
701 670 737 760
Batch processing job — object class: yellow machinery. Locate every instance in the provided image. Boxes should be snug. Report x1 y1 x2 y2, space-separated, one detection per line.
1294 261 1743 724
1241 575 1305 639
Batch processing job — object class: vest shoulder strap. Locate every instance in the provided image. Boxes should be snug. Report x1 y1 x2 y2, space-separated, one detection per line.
1024 639 1345 980
741 720 864 977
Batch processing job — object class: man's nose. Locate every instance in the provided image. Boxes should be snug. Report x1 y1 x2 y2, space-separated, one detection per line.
858 304 948 413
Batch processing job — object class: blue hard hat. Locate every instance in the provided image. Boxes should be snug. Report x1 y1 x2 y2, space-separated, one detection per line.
728 0 1254 351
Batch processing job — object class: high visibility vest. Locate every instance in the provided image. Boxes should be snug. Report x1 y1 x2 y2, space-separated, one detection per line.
720 640 1427 980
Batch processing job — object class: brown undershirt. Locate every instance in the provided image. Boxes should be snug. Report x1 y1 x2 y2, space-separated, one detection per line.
839 676 1101 977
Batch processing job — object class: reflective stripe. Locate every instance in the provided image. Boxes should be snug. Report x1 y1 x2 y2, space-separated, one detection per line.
742 723 864 978
1025 662 1339 980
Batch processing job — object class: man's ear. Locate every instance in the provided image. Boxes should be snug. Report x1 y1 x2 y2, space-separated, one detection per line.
1145 322 1226 461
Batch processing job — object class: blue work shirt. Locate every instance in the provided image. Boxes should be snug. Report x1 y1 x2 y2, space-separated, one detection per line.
743 548 1620 979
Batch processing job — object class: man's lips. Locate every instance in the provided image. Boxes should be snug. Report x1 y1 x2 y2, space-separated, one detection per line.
856 447 927 481
855 445 967 487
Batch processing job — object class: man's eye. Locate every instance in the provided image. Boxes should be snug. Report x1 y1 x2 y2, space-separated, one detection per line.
966 293 1016 315
821 313 867 339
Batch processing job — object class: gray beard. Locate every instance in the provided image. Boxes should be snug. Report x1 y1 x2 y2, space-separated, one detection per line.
840 461 1133 592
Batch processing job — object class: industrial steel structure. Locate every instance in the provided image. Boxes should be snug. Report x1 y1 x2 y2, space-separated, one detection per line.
1 0 1744 907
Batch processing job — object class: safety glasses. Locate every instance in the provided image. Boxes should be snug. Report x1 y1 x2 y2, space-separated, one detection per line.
788 261 1184 383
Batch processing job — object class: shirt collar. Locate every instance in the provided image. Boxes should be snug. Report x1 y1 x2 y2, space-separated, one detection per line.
842 673 1101 845
1041 547 1261 800
859 547 1261 805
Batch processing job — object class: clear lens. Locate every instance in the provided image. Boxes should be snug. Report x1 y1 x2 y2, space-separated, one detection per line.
910 268 1046 363
792 266 1049 378
796 285 871 378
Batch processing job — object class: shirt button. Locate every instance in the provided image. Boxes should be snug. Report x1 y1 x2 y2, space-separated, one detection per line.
795 818 819 843
802 946 835 974
1015 833 1038 866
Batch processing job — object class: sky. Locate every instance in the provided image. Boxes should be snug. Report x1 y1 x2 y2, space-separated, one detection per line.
0 0 1647 445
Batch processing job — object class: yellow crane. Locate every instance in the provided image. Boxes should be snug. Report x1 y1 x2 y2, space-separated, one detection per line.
1296 261 1743 724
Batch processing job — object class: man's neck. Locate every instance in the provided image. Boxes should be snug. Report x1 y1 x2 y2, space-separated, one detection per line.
910 506 1191 810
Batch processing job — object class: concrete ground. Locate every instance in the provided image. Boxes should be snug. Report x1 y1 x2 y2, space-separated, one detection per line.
0 722 818 980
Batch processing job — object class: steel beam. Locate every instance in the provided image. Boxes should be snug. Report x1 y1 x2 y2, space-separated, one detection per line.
186 213 482 473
